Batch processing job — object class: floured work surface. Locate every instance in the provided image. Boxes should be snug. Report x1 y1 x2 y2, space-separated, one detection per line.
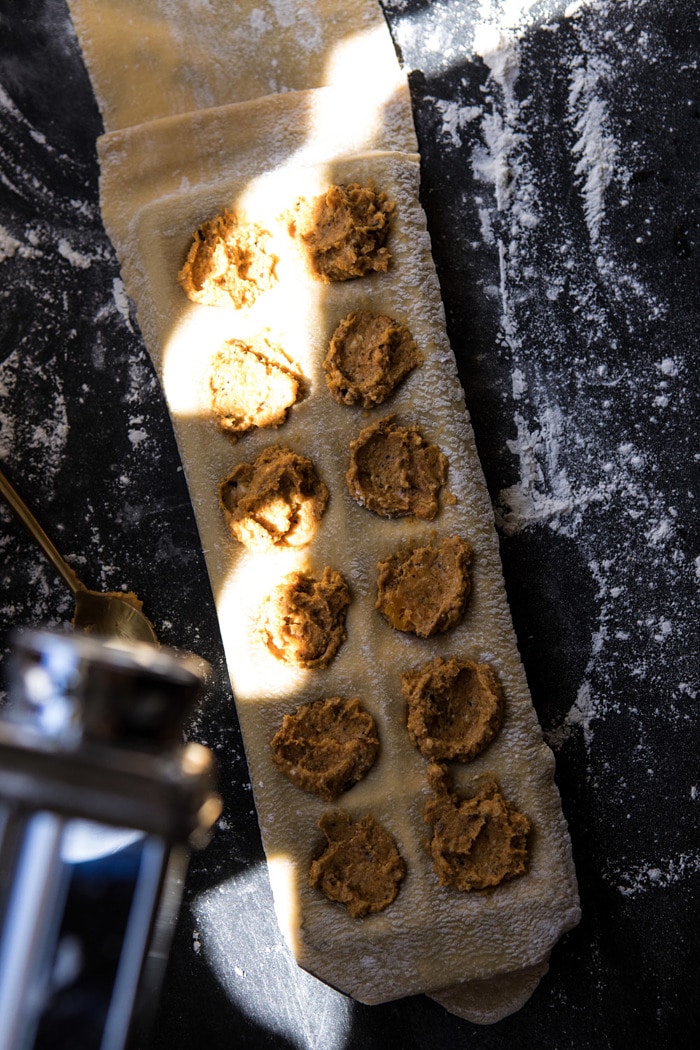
68 0 579 1020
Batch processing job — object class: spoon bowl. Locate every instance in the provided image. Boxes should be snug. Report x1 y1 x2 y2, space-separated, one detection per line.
73 589 159 645
0 465 159 646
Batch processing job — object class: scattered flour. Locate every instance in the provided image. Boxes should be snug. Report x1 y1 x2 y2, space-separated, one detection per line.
57 237 93 268
0 225 21 261
613 852 700 898
384 0 698 900
0 21 172 658
0 224 44 262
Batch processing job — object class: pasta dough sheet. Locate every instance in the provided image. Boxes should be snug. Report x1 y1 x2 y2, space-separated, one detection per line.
97 82 418 245
68 0 407 132
96 135 580 1002
66 0 579 1018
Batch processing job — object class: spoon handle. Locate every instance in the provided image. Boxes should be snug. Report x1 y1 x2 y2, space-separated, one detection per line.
0 465 86 596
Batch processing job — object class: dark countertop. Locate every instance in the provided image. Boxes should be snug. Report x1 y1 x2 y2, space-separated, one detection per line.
0 2 698 1048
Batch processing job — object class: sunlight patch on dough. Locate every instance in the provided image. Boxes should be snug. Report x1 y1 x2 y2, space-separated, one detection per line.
161 179 324 420
162 304 229 416
266 852 303 953
322 23 404 93
312 25 407 153
217 547 314 703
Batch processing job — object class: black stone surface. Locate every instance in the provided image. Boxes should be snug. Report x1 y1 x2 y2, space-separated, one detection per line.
0 2 698 1048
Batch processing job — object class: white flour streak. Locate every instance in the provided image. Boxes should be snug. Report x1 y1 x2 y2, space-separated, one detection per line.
469 21 536 353
472 108 523 212
558 672 603 750
495 408 605 536
112 277 134 331
57 237 92 268
568 52 619 244
0 82 22 120
430 99 482 147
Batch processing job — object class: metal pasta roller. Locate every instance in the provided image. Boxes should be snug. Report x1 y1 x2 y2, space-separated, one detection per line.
0 629 221 1050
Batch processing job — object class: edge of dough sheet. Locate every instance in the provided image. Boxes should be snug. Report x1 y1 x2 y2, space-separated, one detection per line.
427 954 552 1025
98 142 580 1005
97 81 418 234
67 0 407 132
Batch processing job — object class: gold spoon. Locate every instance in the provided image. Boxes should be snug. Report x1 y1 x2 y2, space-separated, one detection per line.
0 464 158 645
